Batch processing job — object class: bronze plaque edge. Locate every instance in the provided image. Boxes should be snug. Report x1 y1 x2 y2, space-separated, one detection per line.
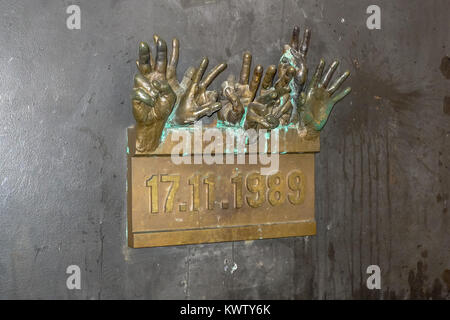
127 126 320 156
129 220 316 248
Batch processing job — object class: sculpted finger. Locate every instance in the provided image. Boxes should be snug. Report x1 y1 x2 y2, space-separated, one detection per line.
239 52 252 85
286 66 295 80
167 38 179 80
134 74 152 92
331 87 352 103
193 57 209 84
276 66 295 90
261 65 277 89
208 102 223 116
310 59 325 89
300 28 311 56
257 114 279 130
187 82 199 98
249 65 263 99
294 65 307 88
180 66 196 89
327 71 350 95
272 98 292 119
200 63 227 89
154 37 168 75
194 102 222 117
132 88 156 107
224 87 241 111
152 80 173 97
290 26 300 51
137 42 153 75
320 60 339 88
256 89 278 104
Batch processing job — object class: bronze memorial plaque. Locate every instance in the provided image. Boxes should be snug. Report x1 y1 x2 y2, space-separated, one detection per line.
126 25 351 247
127 128 318 248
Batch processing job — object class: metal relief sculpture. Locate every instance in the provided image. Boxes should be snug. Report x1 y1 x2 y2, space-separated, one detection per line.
131 27 351 153
132 36 227 152
127 26 352 248
301 59 351 132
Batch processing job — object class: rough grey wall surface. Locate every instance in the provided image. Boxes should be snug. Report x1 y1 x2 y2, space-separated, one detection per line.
0 0 448 299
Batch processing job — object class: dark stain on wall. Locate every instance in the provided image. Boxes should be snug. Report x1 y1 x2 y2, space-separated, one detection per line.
408 261 448 300
442 270 450 291
443 96 450 115
440 56 450 79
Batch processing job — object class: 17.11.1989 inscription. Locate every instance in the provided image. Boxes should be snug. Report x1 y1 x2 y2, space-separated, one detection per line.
127 142 316 248
146 170 306 214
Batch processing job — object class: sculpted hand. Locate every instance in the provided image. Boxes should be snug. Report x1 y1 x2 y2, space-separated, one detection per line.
173 58 227 125
132 36 177 152
132 78 176 152
245 26 310 128
245 89 281 131
218 52 263 124
137 35 200 105
244 61 294 131
301 59 351 131
136 36 177 86
279 26 311 98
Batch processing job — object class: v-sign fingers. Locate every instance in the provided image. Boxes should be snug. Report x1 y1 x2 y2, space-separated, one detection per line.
299 28 311 57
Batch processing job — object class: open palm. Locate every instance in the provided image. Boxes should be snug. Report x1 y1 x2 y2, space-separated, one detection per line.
301 59 351 131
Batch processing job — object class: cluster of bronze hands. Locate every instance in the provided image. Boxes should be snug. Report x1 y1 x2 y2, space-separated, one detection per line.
131 26 351 153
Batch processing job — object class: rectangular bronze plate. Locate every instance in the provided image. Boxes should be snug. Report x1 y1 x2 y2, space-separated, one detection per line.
127 127 317 248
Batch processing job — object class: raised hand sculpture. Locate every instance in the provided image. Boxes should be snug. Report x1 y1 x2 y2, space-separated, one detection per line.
132 37 177 152
132 34 227 152
218 52 263 124
244 65 294 130
173 57 227 125
280 26 311 90
137 35 196 106
300 59 351 132
278 26 311 123
244 89 280 131
130 28 351 153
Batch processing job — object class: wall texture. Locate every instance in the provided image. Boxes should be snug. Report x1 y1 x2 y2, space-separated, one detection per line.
0 0 448 299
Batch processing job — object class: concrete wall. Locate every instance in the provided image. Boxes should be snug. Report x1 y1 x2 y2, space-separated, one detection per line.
0 0 448 299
